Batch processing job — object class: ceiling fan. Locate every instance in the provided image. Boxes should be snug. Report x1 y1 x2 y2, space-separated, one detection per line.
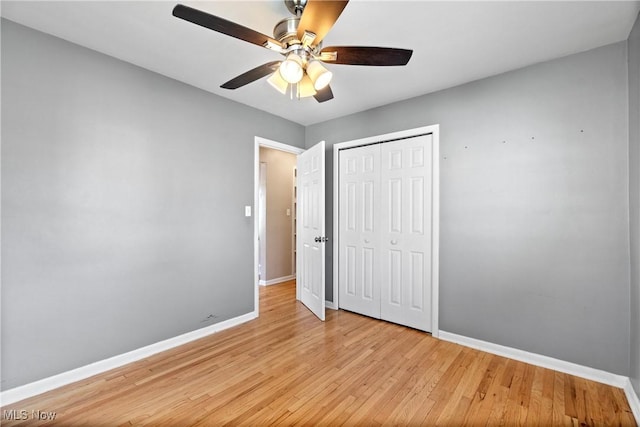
172 0 413 103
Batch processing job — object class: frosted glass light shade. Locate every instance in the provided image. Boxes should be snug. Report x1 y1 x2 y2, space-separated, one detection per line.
267 71 288 94
306 60 332 90
297 75 317 98
279 53 303 84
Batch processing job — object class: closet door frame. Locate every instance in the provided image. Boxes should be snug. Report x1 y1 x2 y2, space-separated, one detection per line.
332 124 440 337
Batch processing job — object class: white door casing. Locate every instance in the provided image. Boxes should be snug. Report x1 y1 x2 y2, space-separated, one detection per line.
297 141 326 321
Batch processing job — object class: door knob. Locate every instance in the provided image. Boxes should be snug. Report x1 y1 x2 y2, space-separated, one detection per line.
391 239 398 245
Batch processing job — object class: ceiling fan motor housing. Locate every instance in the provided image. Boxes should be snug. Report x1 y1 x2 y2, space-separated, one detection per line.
273 16 321 54
277 0 309 47
273 16 300 45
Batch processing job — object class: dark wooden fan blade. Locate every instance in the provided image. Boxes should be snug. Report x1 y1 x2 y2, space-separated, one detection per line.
320 46 413 66
173 4 282 49
297 1 349 45
221 61 281 90
314 85 334 103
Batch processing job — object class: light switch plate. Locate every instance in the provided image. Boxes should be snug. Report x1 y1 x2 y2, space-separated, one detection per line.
245 206 251 217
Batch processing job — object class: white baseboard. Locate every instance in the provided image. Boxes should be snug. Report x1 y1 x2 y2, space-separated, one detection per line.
0 311 258 406
325 300 338 310
259 275 295 286
625 378 640 423
439 331 628 388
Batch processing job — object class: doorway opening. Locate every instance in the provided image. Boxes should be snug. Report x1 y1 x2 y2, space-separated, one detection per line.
254 137 305 315
258 147 297 285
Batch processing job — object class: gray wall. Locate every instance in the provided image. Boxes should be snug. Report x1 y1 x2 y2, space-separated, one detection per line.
629 11 640 395
1 20 304 390
307 42 631 375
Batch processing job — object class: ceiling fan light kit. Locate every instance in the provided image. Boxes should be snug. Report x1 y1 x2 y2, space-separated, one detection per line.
267 71 289 95
172 0 413 103
298 75 318 98
280 52 304 84
307 60 333 90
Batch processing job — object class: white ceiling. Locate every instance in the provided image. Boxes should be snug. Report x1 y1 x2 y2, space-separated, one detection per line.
2 1 639 126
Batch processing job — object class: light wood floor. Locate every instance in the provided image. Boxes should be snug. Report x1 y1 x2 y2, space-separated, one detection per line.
1 280 636 426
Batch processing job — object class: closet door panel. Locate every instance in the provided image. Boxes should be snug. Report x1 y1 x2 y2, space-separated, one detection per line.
338 144 381 318
388 249 402 305
380 135 433 332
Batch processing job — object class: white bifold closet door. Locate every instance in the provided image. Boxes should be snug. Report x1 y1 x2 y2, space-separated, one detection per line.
338 134 433 332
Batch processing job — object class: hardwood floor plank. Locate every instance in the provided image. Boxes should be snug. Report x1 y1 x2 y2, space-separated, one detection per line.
434 350 492 426
462 355 509 426
0 280 636 426
500 359 527 426
363 339 449 425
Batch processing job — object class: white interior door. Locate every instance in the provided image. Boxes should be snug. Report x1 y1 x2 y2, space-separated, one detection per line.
380 135 433 331
338 144 381 318
296 141 325 321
